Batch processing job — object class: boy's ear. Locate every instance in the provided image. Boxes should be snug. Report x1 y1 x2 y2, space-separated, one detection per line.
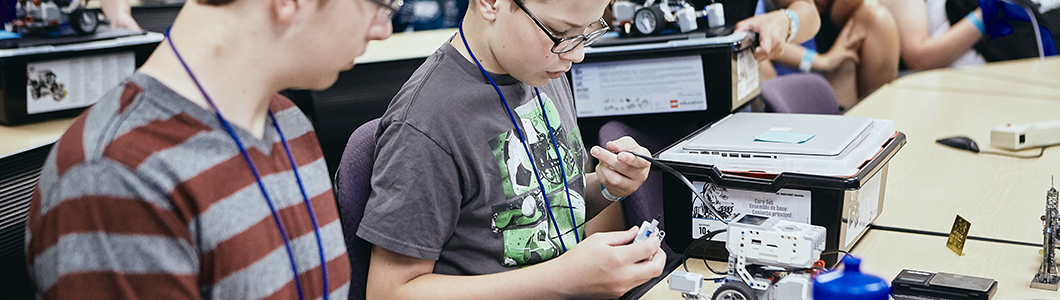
475 0 502 22
272 0 300 25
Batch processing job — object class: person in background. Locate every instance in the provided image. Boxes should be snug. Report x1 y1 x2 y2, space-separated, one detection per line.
881 0 985 70
25 0 394 298
100 0 143 31
736 0 822 63
769 0 899 109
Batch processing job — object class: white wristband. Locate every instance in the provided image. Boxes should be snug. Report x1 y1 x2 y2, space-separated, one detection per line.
781 8 799 43
601 184 626 202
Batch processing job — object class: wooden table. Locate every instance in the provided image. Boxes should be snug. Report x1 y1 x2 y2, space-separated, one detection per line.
641 230 1058 299
0 117 75 158
639 58 1060 299
845 83 1060 244
886 57 1060 101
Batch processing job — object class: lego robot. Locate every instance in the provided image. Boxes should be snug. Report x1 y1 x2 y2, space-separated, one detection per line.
1031 184 1060 290
670 214 827 300
10 0 99 36
610 0 724 36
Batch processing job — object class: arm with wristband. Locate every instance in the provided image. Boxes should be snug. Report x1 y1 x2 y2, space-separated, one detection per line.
773 21 865 73
880 0 985 70
735 0 821 61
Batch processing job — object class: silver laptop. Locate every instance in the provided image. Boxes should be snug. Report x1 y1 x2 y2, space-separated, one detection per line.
683 113 874 156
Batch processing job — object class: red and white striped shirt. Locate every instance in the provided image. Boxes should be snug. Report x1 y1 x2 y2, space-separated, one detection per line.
26 73 350 299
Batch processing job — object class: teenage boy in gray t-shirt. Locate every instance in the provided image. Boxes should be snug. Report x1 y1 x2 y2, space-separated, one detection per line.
357 0 667 298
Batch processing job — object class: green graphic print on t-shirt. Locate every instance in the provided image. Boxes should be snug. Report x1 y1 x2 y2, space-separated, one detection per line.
488 92 586 267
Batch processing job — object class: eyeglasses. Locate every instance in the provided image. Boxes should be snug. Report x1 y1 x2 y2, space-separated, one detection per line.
368 0 403 20
512 0 609 54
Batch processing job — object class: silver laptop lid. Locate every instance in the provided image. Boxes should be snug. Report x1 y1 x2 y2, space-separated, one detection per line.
683 113 874 156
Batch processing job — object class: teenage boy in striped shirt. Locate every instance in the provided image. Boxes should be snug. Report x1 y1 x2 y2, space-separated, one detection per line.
25 0 395 298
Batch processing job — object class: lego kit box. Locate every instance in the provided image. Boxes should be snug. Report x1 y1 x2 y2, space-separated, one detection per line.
656 113 906 266
0 31 161 125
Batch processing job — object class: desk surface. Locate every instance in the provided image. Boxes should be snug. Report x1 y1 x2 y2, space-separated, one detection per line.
356 29 456 64
887 58 1060 100
0 117 74 159
643 58 1060 299
642 230 1059 299
846 73 1060 244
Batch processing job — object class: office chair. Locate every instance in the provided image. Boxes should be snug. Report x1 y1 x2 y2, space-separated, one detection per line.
759 73 841 114
334 118 380 300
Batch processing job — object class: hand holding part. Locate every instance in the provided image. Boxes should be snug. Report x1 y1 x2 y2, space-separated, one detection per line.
592 136 651 199
553 226 667 298
735 10 792 61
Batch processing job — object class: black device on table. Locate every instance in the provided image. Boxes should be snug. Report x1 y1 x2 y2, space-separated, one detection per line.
936 136 980 153
891 269 997 300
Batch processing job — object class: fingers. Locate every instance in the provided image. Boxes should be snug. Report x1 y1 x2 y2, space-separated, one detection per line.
637 246 668 277
734 19 754 33
612 230 663 261
604 137 651 168
592 146 649 174
592 226 639 247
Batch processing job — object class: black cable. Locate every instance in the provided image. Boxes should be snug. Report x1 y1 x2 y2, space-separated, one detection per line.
681 229 728 275
624 151 729 223
821 249 851 268
870 224 1044 247
979 146 1048 159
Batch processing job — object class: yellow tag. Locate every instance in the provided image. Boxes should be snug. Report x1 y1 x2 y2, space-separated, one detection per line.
947 215 971 256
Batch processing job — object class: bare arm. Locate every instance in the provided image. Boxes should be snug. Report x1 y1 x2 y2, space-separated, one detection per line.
736 0 822 60
774 20 865 72
100 0 142 31
882 0 982 70
366 227 666 300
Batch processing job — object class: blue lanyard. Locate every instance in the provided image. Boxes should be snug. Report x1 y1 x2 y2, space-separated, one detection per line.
164 28 328 300
457 21 581 250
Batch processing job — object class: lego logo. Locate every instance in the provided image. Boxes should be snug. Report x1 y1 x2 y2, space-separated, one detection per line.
670 100 678 108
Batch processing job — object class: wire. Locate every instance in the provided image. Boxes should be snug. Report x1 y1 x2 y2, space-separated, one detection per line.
821 249 851 268
681 229 728 275
979 146 1049 159
623 151 729 223
1021 4 1046 59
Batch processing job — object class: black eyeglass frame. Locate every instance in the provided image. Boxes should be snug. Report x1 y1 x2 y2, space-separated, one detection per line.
512 0 610 54
369 0 404 19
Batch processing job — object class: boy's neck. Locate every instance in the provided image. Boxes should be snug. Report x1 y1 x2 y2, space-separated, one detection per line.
138 6 282 139
452 18 508 75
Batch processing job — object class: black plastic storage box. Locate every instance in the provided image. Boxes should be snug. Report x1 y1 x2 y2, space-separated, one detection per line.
0 30 161 125
656 113 906 266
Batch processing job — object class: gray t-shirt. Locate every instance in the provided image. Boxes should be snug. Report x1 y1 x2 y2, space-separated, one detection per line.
357 41 588 275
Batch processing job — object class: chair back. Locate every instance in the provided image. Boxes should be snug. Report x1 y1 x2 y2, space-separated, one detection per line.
334 118 381 300
760 73 841 114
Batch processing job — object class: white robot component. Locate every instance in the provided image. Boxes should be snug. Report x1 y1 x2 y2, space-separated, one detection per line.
611 0 724 36
670 214 826 300
990 119 1060 150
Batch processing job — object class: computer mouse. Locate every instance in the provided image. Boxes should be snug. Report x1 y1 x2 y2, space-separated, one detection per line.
936 136 980 153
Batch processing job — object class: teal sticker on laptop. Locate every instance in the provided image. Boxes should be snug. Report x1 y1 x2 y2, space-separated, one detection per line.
754 131 815 144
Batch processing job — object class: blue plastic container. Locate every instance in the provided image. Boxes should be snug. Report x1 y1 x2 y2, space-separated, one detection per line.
813 255 891 300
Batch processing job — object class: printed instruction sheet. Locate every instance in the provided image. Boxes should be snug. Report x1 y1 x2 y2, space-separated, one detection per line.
571 55 707 118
